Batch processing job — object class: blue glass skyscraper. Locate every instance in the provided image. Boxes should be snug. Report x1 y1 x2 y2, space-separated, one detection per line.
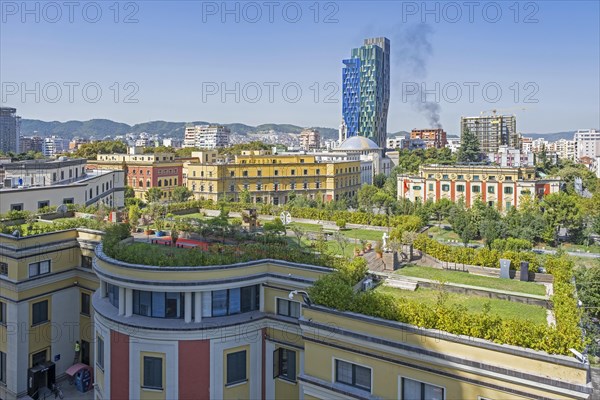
342 37 390 149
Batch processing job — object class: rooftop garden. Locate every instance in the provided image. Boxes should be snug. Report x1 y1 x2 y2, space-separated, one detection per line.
309 254 583 356
394 265 547 296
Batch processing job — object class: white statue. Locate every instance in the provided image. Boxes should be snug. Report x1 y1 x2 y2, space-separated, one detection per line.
382 232 389 252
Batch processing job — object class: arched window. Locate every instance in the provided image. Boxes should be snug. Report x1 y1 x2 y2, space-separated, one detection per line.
169 179 173 186
139 180 143 187
158 180 162 187
146 180 151 187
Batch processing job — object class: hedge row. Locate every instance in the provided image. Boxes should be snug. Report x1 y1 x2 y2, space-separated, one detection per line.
165 200 424 229
413 234 540 270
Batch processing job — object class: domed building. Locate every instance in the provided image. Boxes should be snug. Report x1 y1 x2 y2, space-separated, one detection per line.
333 136 392 185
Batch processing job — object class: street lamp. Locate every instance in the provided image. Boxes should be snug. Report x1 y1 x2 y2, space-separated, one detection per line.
289 290 312 306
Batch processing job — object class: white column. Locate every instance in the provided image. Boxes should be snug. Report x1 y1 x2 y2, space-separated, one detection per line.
125 288 133 317
194 292 202 323
184 292 192 323
100 280 107 298
118 287 125 316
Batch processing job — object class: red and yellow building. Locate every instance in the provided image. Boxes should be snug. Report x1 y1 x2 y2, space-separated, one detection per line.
397 164 561 211
90 148 183 201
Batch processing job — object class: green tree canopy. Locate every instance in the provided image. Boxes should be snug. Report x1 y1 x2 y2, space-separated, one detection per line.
456 128 481 163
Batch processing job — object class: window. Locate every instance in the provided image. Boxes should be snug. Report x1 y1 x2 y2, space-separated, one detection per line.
38 200 50 209
133 291 183 319
81 292 90 316
257 170 262 177
10 204 23 211
401 377 445 400
316 169 320 175
303 169 308 175
230 184 235 192
412 185 422 190
0 351 5 384
96 336 104 369
63 198 74 204
277 298 300 318
457 175 464 180
472 185 481 193
504 187 514 194
273 348 296 381
143 356 163 389
230 171 235 177
243 171 248 177
0 302 6 325
506 176 512 181
0 262 7 276
487 186 495 194
256 183 262 191
226 350 247 385
442 174 449 180
211 285 259 317
32 300 49 325
473 175 480 181
428 183 434 191
441 184 450 192
303 182 308 190
335 360 371 391
488 175 496 180
81 255 93 269
456 185 465 192
29 260 51 277
107 283 119 308
291 169 296 175
31 349 47 367
274 170 279 176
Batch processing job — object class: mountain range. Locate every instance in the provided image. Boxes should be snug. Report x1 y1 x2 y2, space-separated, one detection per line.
19 119 578 143
19 119 340 141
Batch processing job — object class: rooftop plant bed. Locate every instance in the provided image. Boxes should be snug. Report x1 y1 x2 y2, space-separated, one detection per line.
394 265 547 296
103 223 340 269
0 217 107 237
377 285 548 324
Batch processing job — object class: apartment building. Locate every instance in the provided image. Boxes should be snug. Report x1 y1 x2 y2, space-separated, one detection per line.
183 125 230 149
42 136 68 157
397 164 561 211
574 129 600 159
487 145 535 167
186 150 361 204
87 241 591 400
0 107 19 153
299 128 321 151
410 128 447 148
0 158 124 213
91 147 183 201
461 114 519 153
0 229 101 400
18 136 43 154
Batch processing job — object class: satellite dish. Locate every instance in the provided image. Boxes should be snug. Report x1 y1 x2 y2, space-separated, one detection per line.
12 230 21 237
56 204 68 215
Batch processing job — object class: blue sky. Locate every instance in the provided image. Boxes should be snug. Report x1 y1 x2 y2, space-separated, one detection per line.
1 0 598 134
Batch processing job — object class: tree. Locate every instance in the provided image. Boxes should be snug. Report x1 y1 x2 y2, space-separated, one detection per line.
128 204 142 231
540 192 584 244
145 187 163 203
431 198 453 226
263 218 286 236
357 185 379 211
291 226 305 246
448 205 476 247
373 173 387 188
456 128 481 163
124 186 135 199
172 186 193 202
333 231 349 257
239 188 251 204
72 141 127 159
576 264 600 319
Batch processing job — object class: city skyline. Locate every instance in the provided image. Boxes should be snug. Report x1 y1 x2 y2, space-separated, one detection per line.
1 2 599 133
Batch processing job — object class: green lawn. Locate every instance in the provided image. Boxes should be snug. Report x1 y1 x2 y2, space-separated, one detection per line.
342 228 385 241
174 213 206 220
427 225 483 245
378 286 548 325
288 222 323 232
395 265 546 296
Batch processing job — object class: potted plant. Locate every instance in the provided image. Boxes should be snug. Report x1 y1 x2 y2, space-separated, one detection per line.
375 240 383 259
354 246 361 257
154 218 166 237
366 242 373 251
360 239 368 253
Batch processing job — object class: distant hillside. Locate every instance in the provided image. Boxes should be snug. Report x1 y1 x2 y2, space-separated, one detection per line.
19 119 339 140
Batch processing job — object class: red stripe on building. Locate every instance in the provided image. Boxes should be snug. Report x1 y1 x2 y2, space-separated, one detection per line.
450 181 455 202
498 183 503 211
179 340 210 400
466 181 471 206
110 330 129 400
436 180 441 201
482 181 486 203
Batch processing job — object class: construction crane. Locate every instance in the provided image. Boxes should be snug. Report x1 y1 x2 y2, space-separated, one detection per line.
480 107 526 116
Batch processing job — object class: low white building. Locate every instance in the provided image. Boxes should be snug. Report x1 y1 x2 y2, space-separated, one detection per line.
487 146 535 167
183 125 230 149
575 129 600 159
0 158 124 213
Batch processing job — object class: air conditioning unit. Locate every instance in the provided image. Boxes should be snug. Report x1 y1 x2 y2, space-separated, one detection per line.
362 278 374 291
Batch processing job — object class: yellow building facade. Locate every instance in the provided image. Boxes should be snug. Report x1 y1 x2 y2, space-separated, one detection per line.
186 151 361 205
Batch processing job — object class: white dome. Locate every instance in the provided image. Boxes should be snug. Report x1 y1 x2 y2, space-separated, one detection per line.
338 136 380 151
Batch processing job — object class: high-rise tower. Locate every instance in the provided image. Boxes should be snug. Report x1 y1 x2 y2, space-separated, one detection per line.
342 37 390 149
0 107 19 153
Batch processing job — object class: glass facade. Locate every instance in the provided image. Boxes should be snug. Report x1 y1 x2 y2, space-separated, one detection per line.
342 37 390 149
